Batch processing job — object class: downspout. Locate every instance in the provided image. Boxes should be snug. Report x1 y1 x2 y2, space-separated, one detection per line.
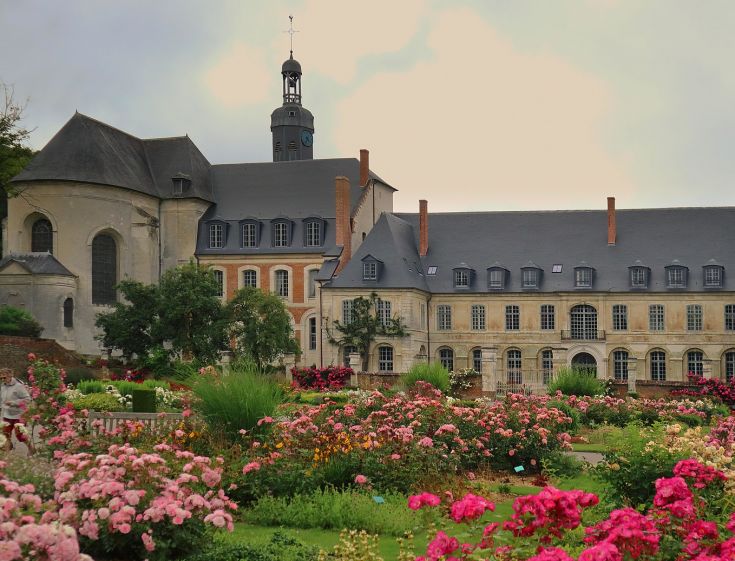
157 199 162 280
426 293 432 364
318 279 324 367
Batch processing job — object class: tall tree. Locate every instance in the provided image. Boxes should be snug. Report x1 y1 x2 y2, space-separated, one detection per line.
225 287 299 370
327 292 407 371
0 83 35 257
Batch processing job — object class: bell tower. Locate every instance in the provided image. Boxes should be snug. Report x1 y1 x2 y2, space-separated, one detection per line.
270 16 314 162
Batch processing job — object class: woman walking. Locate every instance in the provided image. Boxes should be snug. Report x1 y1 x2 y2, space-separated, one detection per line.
0 367 35 454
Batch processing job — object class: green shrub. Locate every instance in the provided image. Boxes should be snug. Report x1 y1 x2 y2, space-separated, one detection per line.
0 305 43 337
71 393 124 412
108 379 168 396
132 388 156 412
191 365 283 442
64 366 97 386
244 489 414 537
547 400 580 433
77 380 106 394
182 532 318 561
541 451 584 479
547 367 605 397
399 362 450 393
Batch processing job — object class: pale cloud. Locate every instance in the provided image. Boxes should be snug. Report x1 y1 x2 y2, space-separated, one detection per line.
204 41 273 107
334 8 636 212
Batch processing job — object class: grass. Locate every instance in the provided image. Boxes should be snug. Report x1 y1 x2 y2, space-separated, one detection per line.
570 443 608 453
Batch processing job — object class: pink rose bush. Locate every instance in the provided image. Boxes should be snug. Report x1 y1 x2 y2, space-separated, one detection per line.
53 443 237 561
410 459 735 561
290 365 352 391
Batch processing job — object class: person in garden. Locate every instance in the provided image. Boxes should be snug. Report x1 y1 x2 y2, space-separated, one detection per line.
0 366 35 454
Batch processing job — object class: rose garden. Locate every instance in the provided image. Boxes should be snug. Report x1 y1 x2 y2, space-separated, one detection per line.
5 349 735 561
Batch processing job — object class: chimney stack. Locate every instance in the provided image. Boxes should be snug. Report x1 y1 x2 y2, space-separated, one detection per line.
607 196 616 246
335 176 352 272
419 199 429 256
359 149 369 187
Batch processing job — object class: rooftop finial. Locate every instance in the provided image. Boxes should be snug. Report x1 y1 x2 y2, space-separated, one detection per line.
284 15 299 57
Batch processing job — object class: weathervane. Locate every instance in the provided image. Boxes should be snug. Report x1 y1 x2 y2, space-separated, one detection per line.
284 15 299 56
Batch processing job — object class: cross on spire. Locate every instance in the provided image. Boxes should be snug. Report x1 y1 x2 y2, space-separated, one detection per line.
284 15 299 56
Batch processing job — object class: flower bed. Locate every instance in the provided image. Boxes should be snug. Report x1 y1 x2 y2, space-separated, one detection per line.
291 366 352 391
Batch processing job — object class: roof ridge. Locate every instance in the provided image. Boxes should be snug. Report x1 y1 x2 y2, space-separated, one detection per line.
74 111 144 142
394 206 735 216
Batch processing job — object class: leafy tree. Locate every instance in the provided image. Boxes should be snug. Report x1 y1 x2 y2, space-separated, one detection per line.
0 83 35 258
225 287 299 370
94 280 158 360
0 305 43 337
327 292 407 371
154 262 225 364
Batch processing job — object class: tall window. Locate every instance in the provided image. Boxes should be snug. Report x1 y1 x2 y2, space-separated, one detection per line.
725 305 735 331
725 351 735 382
242 269 257 288
273 222 289 247
472 349 482 373
650 350 666 382
471 305 485 330
505 305 520 330
420 304 426 329
687 305 702 331
613 350 629 381
377 299 391 327
437 305 452 330
241 223 257 248
378 346 393 372
649 304 665 331
213 270 224 297
439 348 454 372
507 350 522 384
307 269 318 298
31 218 53 253
63 298 74 328
305 221 322 247
687 351 704 377
342 299 355 324
570 305 597 340
540 305 555 330
209 224 223 248
308 317 317 350
612 305 628 331
275 270 289 298
343 345 358 367
541 349 553 384
92 234 117 305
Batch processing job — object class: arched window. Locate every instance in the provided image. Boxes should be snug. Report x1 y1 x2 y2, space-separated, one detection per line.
570 305 598 340
92 234 117 305
541 349 553 384
275 269 289 298
439 348 454 372
725 350 735 383
687 350 704 377
63 298 74 328
472 348 482 373
378 346 393 372
650 350 666 381
507 349 522 384
612 349 629 381
31 218 53 253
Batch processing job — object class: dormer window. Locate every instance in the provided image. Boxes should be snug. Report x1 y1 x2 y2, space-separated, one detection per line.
172 173 191 196
574 264 594 288
208 222 225 249
240 220 261 248
703 263 724 288
487 264 509 290
362 255 382 281
453 266 474 289
272 219 292 247
303 217 325 247
521 262 542 290
629 262 650 289
665 262 688 288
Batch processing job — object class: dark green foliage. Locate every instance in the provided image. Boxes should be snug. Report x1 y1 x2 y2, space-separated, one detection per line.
225 287 299 370
64 366 97 386
400 362 450 393
547 400 581 433
541 451 584 479
181 532 319 561
77 380 106 394
132 388 156 413
0 305 43 337
71 393 124 412
327 292 407 371
548 367 605 397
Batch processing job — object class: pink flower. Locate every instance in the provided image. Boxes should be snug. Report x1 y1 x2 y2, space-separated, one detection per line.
419 436 434 447
141 532 156 552
243 461 261 474
408 492 442 510
450 493 495 523
425 531 459 559
355 474 368 485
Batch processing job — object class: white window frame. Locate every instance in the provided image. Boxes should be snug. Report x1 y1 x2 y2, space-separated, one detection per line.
211 268 226 298
488 268 505 289
342 299 355 325
612 349 629 381
438 348 454 371
667 267 686 288
274 269 289 299
726 304 735 331
521 269 538 289
505 305 520 331
686 304 702 331
363 262 377 280
377 299 392 327
649 304 665 331
437 304 452 330
241 222 258 248
238 266 259 289
305 221 322 247
378 345 394 372
650 350 666 381
471 304 485 330
630 267 648 288
209 224 224 249
273 221 289 247
612 304 628 331
575 268 592 288
704 266 722 287
454 270 469 288
540 304 555 330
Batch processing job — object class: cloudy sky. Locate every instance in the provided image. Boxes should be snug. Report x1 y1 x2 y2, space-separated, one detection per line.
1 1 734 212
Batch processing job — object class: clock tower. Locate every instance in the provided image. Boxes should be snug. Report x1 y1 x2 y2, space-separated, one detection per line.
270 51 315 162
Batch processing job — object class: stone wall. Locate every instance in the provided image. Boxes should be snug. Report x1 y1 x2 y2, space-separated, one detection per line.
0 335 84 374
610 380 698 399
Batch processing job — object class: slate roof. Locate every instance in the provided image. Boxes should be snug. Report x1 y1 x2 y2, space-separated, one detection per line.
195 158 393 255
12 113 214 202
0 253 75 276
330 207 735 293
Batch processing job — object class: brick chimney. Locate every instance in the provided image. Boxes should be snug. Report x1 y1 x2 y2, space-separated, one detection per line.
607 196 616 246
359 149 369 187
335 176 352 271
419 199 429 256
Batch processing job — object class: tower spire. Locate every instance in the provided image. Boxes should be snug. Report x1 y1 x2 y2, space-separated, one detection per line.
284 15 299 58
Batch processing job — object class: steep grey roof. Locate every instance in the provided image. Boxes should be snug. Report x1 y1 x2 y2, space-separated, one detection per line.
196 158 393 255
329 213 428 290
0 253 75 276
332 207 735 293
12 113 214 202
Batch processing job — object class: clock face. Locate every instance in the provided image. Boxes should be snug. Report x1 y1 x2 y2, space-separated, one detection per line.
300 130 313 147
